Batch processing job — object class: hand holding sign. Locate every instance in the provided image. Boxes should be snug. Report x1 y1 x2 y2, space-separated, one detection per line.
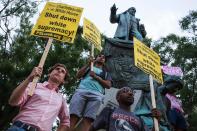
29 2 83 95
28 38 53 96
134 37 162 131
28 67 43 81
83 18 102 71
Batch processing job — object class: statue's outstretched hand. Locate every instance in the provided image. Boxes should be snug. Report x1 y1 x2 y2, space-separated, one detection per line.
111 4 118 13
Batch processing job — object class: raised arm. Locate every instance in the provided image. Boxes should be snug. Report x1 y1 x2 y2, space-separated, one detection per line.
76 64 89 79
110 4 119 23
89 71 111 89
9 67 42 106
76 56 93 79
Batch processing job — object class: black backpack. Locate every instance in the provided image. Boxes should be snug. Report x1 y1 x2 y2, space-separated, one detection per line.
82 67 108 80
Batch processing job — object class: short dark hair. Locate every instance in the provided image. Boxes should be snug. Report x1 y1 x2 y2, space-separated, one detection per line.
116 87 133 100
48 63 69 81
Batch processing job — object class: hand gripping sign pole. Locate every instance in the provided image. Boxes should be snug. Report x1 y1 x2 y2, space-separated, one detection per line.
134 37 161 131
29 2 83 96
149 43 159 131
83 18 101 71
149 75 159 131
73 43 95 130
28 38 53 96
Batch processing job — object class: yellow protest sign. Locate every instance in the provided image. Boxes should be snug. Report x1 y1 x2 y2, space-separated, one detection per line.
83 18 102 50
134 37 163 84
31 2 83 43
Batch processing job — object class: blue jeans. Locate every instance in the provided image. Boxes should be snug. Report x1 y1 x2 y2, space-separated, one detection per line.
7 125 25 131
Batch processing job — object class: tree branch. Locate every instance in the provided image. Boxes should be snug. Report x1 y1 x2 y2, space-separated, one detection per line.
0 0 11 14
1 1 27 18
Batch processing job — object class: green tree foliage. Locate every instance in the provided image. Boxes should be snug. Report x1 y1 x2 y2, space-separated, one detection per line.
152 10 197 131
0 0 38 50
180 10 197 36
0 0 39 129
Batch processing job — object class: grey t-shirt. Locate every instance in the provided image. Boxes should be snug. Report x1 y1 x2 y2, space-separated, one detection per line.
93 107 148 131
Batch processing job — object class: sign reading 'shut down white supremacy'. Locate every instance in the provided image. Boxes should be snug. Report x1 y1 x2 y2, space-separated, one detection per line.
31 2 83 43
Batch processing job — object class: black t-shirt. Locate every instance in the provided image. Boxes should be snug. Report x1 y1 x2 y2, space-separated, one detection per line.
93 107 149 131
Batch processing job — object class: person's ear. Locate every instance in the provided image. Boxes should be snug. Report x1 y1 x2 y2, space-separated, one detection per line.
116 95 120 102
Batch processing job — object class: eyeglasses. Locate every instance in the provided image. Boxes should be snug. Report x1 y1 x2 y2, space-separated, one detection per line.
120 87 136 94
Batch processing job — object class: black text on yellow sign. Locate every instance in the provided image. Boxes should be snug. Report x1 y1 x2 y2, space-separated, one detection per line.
31 2 83 43
83 18 102 50
134 37 163 84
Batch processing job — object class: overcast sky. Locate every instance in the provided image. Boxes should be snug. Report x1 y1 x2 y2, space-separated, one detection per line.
37 0 196 40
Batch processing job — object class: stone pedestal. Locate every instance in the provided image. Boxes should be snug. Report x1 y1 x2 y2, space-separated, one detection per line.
103 38 149 90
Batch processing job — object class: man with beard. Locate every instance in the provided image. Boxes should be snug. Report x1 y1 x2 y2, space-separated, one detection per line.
8 63 70 131
69 54 112 131
89 87 160 131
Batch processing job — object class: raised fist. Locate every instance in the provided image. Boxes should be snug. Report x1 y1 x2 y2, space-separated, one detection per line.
111 4 118 13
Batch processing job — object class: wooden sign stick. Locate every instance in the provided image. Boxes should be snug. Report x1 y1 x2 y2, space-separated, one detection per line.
28 38 53 96
90 44 94 71
149 75 160 131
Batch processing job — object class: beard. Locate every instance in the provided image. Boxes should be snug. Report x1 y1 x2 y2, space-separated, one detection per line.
49 75 63 85
121 98 134 106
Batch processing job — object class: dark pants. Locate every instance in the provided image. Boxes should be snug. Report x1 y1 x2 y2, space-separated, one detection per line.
167 108 188 130
7 121 37 131
7 125 25 131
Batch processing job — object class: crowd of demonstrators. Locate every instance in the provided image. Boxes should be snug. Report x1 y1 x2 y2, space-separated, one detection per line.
8 63 70 131
7 56 188 131
69 54 112 131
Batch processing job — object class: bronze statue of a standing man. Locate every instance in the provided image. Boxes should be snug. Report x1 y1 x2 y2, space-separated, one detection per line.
110 4 146 41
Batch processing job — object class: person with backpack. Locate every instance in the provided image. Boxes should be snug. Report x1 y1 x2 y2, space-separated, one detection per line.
89 87 157 131
69 54 112 131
